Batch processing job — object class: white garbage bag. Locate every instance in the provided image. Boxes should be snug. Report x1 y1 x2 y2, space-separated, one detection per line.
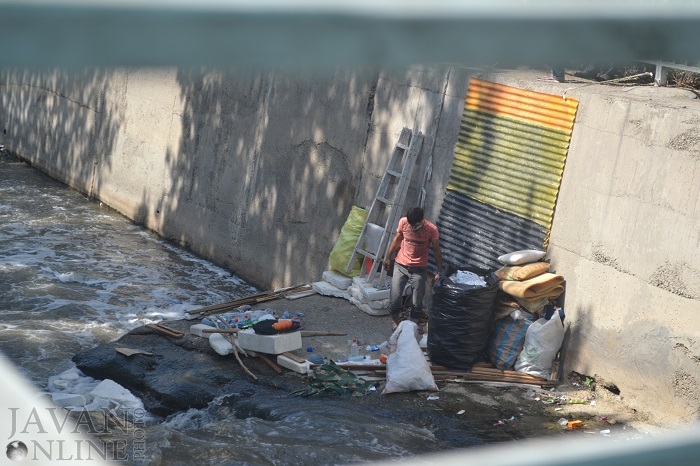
382 321 438 394
515 311 565 379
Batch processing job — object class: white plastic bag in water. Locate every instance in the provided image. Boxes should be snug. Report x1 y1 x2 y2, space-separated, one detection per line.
515 312 565 379
382 321 438 394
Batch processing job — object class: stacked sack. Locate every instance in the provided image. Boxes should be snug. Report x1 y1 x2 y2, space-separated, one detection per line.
487 249 565 379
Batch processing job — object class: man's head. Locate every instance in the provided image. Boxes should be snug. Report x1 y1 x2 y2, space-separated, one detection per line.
406 207 425 231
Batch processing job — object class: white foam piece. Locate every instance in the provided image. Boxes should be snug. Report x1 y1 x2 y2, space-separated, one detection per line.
322 270 353 290
313 281 351 299
348 296 390 316
276 354 310 374
52 392 87 408
360 286 390 301
209 333 234 355
89 379 142 409
238 329 302 354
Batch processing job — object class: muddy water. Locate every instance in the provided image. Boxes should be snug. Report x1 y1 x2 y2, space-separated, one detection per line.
2 153 652 465
1 154 496 464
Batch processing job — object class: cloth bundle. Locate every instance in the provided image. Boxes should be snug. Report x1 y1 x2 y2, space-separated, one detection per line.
498 272 564 300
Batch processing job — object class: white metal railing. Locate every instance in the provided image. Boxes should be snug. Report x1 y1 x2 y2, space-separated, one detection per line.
643 60 700 86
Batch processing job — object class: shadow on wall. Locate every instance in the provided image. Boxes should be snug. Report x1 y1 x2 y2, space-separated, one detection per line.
0 68 122 195
155 68 380 287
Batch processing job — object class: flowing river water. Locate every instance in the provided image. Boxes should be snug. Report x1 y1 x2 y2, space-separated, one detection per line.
1 154 473 465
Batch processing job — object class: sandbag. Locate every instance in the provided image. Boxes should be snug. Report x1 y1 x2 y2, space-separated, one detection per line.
329 206 368 277
495 262 550 281
487 311 535 371
383 321 437 394
497 249 546 265
498 273 564 300
427 266 499 371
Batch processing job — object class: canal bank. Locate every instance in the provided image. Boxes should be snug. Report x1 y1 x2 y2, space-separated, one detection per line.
1 65 699 428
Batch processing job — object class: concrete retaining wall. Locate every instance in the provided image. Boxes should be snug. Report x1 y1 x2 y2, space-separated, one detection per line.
1 67 698 426
484 73 700 427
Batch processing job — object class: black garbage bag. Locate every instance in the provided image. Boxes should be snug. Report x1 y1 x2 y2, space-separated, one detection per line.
428 265 499 371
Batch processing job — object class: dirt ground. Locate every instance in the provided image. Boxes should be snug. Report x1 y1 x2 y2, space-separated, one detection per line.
244 292 666 441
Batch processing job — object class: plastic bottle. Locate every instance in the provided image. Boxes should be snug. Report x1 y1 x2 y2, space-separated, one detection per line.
349 338 359 359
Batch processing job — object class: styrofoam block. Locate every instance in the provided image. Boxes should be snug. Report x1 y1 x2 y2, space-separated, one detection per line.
89 379 141 408
348 285 367 303
237 329 302 354
349 297 390 316
209 333 234 355
276 354 310 374
347 285 389 307
51 393 86 408
322 270 353 290
352 276 369 288
359 286 390 301
313 281 351 299
190 323 214 337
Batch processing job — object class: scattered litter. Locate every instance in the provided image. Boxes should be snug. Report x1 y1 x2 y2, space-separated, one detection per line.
554 407 563 411
600 429 611 435
590 400 597 406
599 416 608 421
308 354 325 365
567 420 584 430
306 346 314 352
370 386 377 391
427 395 439 401
296 312 305 317
283 311 290 319
493 421 505 427
457 410 465 415
558 418 568 426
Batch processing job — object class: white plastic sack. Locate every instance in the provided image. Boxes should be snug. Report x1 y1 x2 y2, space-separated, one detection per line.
514 312 565 379
382 321 438 394
498 249 546 266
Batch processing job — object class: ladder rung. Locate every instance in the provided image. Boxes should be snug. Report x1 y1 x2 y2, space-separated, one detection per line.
396 143 409 150
386 170 401 177
376 196 392 205
354 248 377 260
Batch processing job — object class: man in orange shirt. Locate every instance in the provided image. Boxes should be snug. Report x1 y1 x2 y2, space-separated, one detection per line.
383 207 443 330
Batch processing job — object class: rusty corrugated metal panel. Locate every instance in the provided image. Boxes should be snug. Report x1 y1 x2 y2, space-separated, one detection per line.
435 78 578 271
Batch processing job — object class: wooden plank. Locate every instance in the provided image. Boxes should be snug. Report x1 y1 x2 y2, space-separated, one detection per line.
281 352 306 364
202 328 239 334
259 354 283 374
147 323 184 338
115 347 153 357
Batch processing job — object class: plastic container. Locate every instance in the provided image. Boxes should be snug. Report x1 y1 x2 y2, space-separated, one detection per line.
349 338 359 359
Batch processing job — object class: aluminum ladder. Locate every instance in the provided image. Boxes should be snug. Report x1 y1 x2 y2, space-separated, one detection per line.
345 127 423 284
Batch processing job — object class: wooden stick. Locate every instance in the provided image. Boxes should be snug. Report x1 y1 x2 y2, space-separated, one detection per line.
300 331 348 337
147 324 184 338
214 313 257 381
202 328 240 334
185 284 313 318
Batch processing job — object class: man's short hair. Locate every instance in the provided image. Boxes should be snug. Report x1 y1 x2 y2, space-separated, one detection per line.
406 207 424 225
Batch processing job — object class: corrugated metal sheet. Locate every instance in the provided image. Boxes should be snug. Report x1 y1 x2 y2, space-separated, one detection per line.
435 78 578 271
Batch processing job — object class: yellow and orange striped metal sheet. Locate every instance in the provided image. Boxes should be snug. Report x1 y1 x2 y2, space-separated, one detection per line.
436 78 578 270
448 78 578 229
